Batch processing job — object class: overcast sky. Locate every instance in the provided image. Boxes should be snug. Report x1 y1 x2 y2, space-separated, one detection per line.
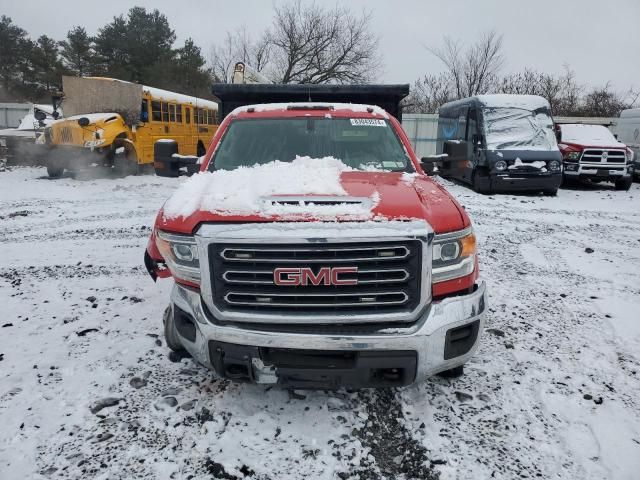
4 0 639 91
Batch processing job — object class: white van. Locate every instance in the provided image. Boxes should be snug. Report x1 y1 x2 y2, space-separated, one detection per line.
613 108 640 179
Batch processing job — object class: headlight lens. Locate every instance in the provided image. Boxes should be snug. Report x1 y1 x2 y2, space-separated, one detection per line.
155 231 200 285
549 160 561 171
495 160 507 171
432 229 476 283
564 151 580 161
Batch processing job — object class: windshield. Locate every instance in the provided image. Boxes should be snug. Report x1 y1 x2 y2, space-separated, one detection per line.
560 124 618 144
484 107 557 151
210 118 413 172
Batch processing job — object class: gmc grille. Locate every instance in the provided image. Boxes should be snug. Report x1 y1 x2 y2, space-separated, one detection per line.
209 241 422 318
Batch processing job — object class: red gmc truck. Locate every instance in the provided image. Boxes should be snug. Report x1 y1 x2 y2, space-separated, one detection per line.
144 84 487 389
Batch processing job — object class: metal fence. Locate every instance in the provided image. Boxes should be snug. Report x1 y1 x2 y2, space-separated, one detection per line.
401 114 439 157
0 103 31 129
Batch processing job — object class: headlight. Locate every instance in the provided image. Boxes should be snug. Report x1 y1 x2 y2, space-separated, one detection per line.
495 160 507 171
432 228 476 283
627 150 635 162
155 231 200 285
548 160 561 171
564 151 580 161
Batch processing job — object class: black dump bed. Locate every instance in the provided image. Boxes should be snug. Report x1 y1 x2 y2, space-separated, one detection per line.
212 83 410 122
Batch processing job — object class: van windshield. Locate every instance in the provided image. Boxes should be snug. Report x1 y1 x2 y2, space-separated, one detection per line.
484 107 557 151
210 118 413 172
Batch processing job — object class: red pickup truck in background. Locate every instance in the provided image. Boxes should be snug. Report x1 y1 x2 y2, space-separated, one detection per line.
144 84 487 389
557 123 634 190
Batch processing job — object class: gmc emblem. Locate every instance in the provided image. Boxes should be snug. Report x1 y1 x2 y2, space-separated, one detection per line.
274 267 358 286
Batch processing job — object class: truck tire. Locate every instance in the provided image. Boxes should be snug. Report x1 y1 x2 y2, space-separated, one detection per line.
615 177 633 191
472 170 492 194
46 164 64 178
543 188 558 196
437 365 464 378
163 306 185 353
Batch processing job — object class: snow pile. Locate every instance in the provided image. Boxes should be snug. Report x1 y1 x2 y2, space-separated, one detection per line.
559 124 624 147
163 156 378 219
508 158 548 171
231 102 389 118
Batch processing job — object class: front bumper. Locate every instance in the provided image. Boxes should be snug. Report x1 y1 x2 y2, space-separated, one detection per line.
564 162 632 180
484 172 562 192
170 279 487 388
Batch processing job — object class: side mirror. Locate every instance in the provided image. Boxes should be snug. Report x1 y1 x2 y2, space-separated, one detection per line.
34 110 47 122
77 117 90 127
420 155 445 175
154 139 200 177
614 133 619 140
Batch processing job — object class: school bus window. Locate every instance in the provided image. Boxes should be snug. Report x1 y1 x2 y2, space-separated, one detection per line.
176 105 183 123
169 104 176 122
162 102 169 122
207 110 214 125
151 101 161 121
140 100 149 122
185 107 191 124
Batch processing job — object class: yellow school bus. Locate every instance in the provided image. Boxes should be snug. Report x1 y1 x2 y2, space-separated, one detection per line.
41 76 218 177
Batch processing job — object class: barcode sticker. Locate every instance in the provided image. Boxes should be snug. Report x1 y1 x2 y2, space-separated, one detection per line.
350 119 386 127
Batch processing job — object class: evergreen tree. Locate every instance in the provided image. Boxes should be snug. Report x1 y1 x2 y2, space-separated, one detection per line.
93 14 130 79
32 35 66 92
94 7 175 84
59 26 94 76
174 38 212 94
0 16 29 96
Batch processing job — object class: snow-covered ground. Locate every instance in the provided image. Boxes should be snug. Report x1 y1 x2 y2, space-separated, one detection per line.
1 167 639 480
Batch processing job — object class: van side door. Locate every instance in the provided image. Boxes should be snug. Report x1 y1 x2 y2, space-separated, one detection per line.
461 106 480 183
443 108 469 180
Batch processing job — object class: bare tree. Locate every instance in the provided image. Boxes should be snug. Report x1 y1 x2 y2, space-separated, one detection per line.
208 27 270 83
581 82 633 117
265 1 382 84
403 73 454 113
427 30 504 98
498 69 542 96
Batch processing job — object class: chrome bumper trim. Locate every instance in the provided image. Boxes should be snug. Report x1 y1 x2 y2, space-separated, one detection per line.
171 279 487 383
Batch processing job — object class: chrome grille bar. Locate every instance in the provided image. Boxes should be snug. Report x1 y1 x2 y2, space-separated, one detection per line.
224 291 409 307
222 268 410 285
220 245 410 262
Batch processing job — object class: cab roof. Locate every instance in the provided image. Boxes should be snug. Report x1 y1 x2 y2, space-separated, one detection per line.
230 102 391 120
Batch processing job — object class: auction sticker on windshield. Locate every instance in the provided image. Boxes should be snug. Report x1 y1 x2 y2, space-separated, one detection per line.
350 119 386 127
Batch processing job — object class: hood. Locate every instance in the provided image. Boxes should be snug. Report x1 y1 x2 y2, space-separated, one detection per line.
51 112 122 127
156 171 468 235
559 140 627 150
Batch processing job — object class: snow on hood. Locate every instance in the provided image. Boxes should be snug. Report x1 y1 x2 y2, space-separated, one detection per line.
559 124 626 148
162 156 380 220
51 112 121 124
